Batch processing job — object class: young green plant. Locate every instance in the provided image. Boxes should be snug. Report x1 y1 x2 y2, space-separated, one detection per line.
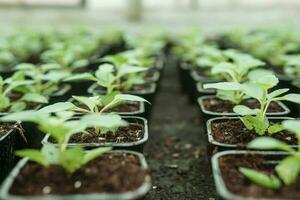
0 110 124 173
239 120 300 189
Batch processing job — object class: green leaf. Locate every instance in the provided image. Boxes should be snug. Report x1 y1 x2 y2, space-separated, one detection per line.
72 96 97 112
1 111 46 123
60 147 85 173
39 102 76 113
241 83 264 101
114 94 150 104
203 82 242 91
9 102 26 112
248 137 295 152
16 149 48 166
64 73 96 82
254 74 279 89
101 91 120 106
275 156 300 185
233 105 260 116
41 145 60 164
80 113 128 130
95 64 115 87
239 167 281 189
280 94 300 104
118 65 147 76
282 120 300 135
268 124 284 135
21 93 48 104
267 89 289 99
83 147 112 165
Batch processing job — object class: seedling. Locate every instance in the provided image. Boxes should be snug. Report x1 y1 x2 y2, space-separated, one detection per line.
239 120 300 189
283 54 300 78
39 93 149 114
14 63 69 96
64 62 147 94
0 73 48 112
233 73 300 135
1 110 126 173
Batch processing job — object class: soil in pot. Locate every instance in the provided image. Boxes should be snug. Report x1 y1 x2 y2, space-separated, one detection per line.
49 123 144 144
10 153 148 195
203 97 284 113
211 119 296 146
220 153 300 199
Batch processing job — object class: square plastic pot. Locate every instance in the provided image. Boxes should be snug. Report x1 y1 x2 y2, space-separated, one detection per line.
212 150 290 200
0 150 151 200
42 116 149 153
0 124 17 183
206 116 294 154
198 95 290 123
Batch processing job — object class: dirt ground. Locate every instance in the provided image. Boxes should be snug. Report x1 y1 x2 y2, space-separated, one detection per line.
144 57 217 200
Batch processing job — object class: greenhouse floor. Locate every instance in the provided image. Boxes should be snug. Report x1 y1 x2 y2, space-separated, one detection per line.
144 58 217 200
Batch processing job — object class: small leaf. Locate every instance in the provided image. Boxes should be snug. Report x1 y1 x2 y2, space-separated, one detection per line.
239 167 281 189
241 83 264 101
16 149 48 166
248 137 295 152
114 94 150 104
9 102 26 112
21 93 48 104
80 113 128 130
282 120 300 135
39 102 76 113
72 96 97 112
64 73 96 82
41 145 60 164
268 124 284 135
280 94 300 104
119 65 147 76
268 89 289 99
60 147 85 173
203 82 242 91
233 105 260 116
276 156 300 185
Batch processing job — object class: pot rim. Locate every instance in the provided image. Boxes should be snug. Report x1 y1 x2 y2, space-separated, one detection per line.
212 150 293 200
198 95 290 116
0 150 151 200
42 116 148 148
206 116 296 148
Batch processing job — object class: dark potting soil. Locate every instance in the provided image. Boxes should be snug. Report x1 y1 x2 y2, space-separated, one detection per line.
211 119 296 146
0 123 16 139
144 55 216 199
203 97 284 113
66 124 144 144
10 153 148 196
220 154 300 198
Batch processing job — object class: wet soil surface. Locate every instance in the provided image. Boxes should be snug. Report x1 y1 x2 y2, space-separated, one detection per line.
144 57 217 199
211 119 296 146
220 154 300 198
10 153 148 195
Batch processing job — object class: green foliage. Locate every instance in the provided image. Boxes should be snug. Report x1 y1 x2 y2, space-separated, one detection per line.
283 54 300 78
240 120 300 188
1 110 120 173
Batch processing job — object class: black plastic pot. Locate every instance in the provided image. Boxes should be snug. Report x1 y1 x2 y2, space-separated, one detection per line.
198 95 290 123
206 116 294 154
48 84 72 104
212 150 291 200
0 124 17 183
88 83 156 119
145 70 160 84
0 150 151 200
42 116 149 153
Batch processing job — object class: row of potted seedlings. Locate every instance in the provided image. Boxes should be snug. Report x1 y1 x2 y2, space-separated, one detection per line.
173 29 300 199
0 29 168 199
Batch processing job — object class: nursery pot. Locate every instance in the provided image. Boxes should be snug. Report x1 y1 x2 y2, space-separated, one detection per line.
196 80 217 97
206 116 294 154
48 84 72 104
212 150 293 200
198 95 290 123
42 116 149 153
177 60 192 93
88 83 157 119
0 124 18 183
0 150 151 200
